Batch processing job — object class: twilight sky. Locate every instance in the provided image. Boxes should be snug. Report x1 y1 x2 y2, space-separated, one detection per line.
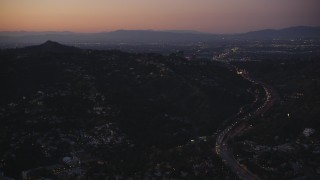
0 0 319 33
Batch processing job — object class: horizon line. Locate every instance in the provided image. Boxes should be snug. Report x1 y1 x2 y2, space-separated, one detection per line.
1 25 319 35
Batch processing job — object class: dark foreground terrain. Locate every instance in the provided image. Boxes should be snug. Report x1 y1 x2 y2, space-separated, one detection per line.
1 39 320 179
0 41 254 179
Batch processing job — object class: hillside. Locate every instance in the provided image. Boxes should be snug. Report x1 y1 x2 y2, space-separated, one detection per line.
0 41 254 178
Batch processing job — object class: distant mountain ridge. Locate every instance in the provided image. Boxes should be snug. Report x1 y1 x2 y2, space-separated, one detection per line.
1 26 319 46
239 26 320 39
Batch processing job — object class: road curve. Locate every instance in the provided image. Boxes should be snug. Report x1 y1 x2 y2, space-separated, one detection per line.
215 64 278 180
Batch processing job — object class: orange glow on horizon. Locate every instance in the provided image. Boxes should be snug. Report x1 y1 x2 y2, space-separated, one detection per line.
1 0 320 33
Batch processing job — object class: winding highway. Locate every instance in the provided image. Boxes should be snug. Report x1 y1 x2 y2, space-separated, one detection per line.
215 64 278 180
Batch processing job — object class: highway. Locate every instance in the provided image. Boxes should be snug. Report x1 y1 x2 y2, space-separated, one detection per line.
215 65 278 180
